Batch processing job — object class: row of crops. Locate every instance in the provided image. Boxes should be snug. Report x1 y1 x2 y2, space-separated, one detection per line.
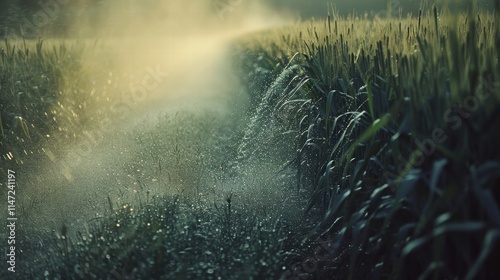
233 5 500 279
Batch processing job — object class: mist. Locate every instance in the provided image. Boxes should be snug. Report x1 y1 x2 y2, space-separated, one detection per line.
2 0 499 278
5 0 491 250
8 0 299 235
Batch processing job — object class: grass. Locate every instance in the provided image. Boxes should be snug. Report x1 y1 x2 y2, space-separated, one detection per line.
0 38 155 170
1 3 499 280
0 38 121 171
2 108 310 279
23 195 290 279
0 39 81 164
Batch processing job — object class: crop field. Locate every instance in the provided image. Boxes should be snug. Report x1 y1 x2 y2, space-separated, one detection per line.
0 0 499 279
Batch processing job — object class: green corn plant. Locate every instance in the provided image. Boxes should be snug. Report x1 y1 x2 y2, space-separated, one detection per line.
235 4 499 279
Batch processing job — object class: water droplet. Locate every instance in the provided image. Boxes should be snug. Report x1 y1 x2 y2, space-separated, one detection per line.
74 264 81 274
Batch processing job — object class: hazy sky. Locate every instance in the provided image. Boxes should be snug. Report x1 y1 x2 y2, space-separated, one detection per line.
264 0 494 18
